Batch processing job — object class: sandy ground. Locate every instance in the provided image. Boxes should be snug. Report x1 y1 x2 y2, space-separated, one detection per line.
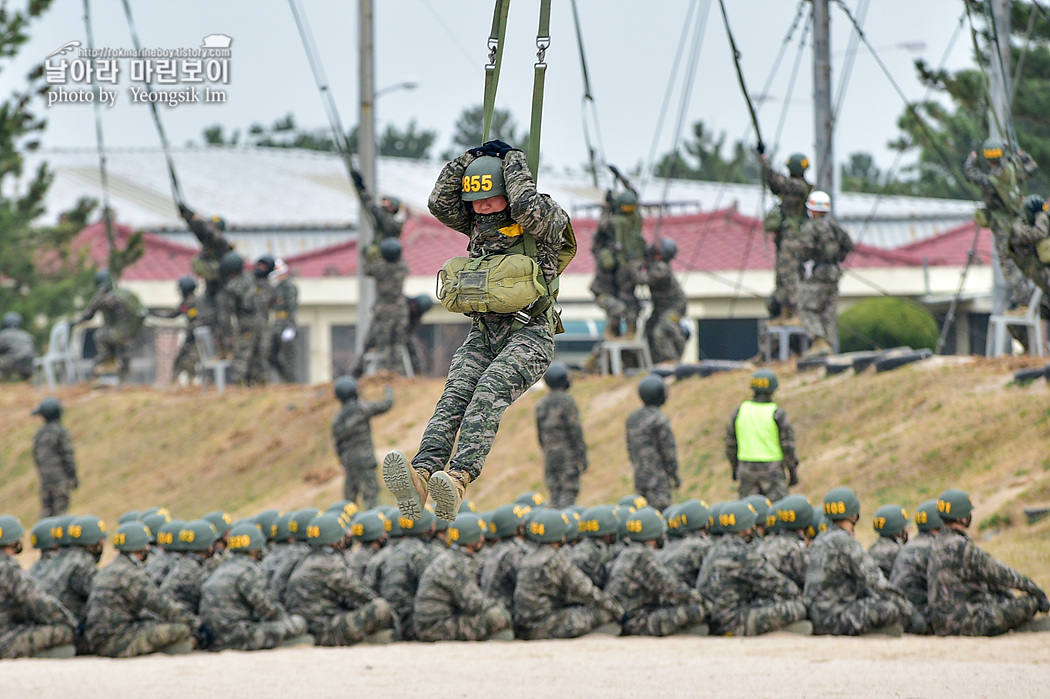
3 633 1049 699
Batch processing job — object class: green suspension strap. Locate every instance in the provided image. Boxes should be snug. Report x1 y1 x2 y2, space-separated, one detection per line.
527 0 552 180
483 0 511 142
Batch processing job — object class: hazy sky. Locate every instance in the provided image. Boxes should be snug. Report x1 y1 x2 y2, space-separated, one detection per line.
9 0 975 195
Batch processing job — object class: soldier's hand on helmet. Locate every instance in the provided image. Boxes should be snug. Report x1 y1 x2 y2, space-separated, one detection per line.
178 202 194 220
351 170 365 191
480 139 520 159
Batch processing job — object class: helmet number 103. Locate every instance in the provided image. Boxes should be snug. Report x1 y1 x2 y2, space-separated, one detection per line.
462 174 494 194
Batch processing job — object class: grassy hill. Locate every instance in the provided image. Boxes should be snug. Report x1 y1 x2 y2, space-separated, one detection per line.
2 356 1049 584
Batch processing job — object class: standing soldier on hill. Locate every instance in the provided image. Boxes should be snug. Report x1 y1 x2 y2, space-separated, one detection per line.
149 276 205 384
535 362 588 508
626 376 680 512
760 150 812 325
73 270 146 383
268 259 299 383
639 238 689 364
32 398 78 518
0 312 35 381
725 370 797 502
797 191 854 357
607 168 646 339
353 239 410 377
332 377 394 510
179 204 233 355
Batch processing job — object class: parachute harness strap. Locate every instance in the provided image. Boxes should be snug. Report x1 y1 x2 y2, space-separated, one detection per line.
527 0 552 179
482 0 511 143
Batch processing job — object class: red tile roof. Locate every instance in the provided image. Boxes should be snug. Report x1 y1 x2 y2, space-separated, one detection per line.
74 220 199 281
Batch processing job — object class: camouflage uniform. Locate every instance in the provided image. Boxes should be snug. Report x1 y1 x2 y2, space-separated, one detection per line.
332 389 394 509
261 542 295 587
218 270 275 386
657 533 713 588
761 157 811 317
268 277 299 383
414 547 512 642
184 213 234 347
756 529 808 589
33 422 77 518
359 255 410 375
697 535 805 636
363 542 397 593
152 292 207 380
889 532 936 634
268 541 310 603
417 149 567 482
606 544 706 636
479 538 529 612
345 543 381 582
927 526 1043 636
376 537 436 640
1007 211 1050 300
868 537 902 578
803 526 910 635
144 548 176 586
612 209 646 335
159 553 211 614
84 554 194 657
590 209 628 334
28 550 58 583
569 537 618 589
199 555 307 650
38 546 96 627
535 388 588 508
0 326 35 380
76 286 145 381
361 190 403 241
640 257 688 363
797 215 854 347
0 553 75 658
513 545 621 639
625 405 679 511
285 547 392 645
725 397 797 502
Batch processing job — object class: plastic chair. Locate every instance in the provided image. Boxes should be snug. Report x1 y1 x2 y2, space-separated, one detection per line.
32 320 77 389
598 337 653 376
362 344 414 378
985 288 1044 357
193 326 231 393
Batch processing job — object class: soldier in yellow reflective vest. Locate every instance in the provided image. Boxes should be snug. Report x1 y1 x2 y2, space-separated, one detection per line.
724 369 798 501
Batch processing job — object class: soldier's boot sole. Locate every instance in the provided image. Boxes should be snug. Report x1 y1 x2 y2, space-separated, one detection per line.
485 629 515 641
279 634 315 648
683 623 709 636
383 450 427 521
1018 616 1050 632
867 623 904 637
429 470 469 522
158 639 194 655
363 629 394 644
779 620 813 635
31 644 76 659
590 622 622 636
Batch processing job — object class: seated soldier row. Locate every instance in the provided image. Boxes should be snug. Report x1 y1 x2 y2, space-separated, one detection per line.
2 486 1046 659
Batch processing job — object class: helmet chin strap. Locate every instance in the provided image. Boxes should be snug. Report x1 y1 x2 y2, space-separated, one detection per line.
474 209 515 236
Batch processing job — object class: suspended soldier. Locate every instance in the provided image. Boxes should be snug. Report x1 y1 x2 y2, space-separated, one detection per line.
760 150 812 325
217 252 276 386
590 188 629 340
384 141 574 522
332 377 394 509
725 369 798 503
32 398 78 518
639 238 689 364
351 169 405 241
797 190 854 357
148 276 204 383
868 504 909 578
535 362 588 508
626 375 681 511
73 270 146 383
965 139 1038 314
268 259 300 383
179 204 233 354
1006 195 1050 317
889 499 942 635
0 312 35 381
352 238 410 377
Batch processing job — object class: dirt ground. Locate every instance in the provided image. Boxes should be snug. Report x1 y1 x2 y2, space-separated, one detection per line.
3 633 1049 698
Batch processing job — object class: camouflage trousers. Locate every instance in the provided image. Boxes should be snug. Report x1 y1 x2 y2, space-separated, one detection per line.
991 218 1035 309
268 325 297 383
209 614 307 651
357 302 410 376
737 461 789 502
91 621 191 658
933 594 1039 637
645 308 687 364
773 233 802 315
414 317 555 482
799 280 839 345
407 334 427 377
415 605 512 642
516 604 612 640
615 265 642 332
312 598 392 646
594 291 627 336
40 476 72 518
231 326 271 386
813 597 904 636
544 453 582 509
635 470 673 513
711 599 807 636
0 355 33 381
622 603 706 637
92 327 134 381
905 608 931 635
342 461 380 510
171 335 200 381
0 623 74 659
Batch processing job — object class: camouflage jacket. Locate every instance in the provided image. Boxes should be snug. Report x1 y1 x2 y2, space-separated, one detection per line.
479 538 529 610
28 551 59 583
513 545 617 628
725 398 797 471
429 150 568 286
761 158 811 226
626 406 679 484
606 544 702 617
535 390 587 467
144 548 176 586
269 542 311 602
345 544 380 582
591 211 619 279
285 547 378 631
261 542 295 585
363 256 409 310
657 533 713 587
639 259 687 316
756 530 809 589
360 189 403 241
363 541 398 593
0 553 75 630
964 149 1037 214
218 271 274 339
77 287 144 337
377 537 436 625
697 535 798 629
1008 214 1050 281
414 547 502 627
271 278 298 328
200 555 294 633
39 546 96 623
797 216 854 275
889 532 935 609
568 538 618 589
159 553 211 615
33 422 77 482
331 393 394 466
868 537 903 578
85 554 193 644
0 327 35 365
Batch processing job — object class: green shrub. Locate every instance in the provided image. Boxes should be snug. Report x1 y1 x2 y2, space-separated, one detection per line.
838 297 938 353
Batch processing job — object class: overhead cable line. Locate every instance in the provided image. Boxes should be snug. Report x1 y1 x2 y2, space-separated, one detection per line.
570 0 607 189
83 0 116 270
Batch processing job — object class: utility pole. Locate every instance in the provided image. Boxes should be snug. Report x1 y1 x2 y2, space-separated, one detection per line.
812 0 834 199
356 0 376 357
988 0 1011 314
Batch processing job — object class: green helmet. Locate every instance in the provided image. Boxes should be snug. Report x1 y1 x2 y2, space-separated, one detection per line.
775 494 813 531
787 153 810 176
179 520 219 552
873 504 909 538
350 510 389 543
526 509 572 544
32 397 62 422
379 238 402 263
750 369 778 395
399 505 437 536
669 499 710 534
112 522 151 552
719 500 758 533
117 510 140 525
289 508 323 542
69 515 107 546
515 491 547 508
141 512 172 543
744 494 776 529
30 518 57 550
663 504 681 537
306 513 349 547
2 311 22 329
252 510 281 541
805 506 829 539
461 155 506 201
614 189 638 214
624 506 667 542
272 512 294 541
177 275 197 296
936 489 973 522
447 513 486 546
382 196 401 214
823 487 861 520
219 251 244 279
459 500 477 515
914 499 944 533
334 376 358 403
0 515 26 547
707 502 729 535
51 515 76 546
385 507 406 539
94 269 112 288
564 509 583 543
544 361 571 390
156 519 187 551
579 505 620 538
638 375 667 406
1024 194 1046 224
227 522 265 552
140 506 171 519
326 500 360 520
487 503 532 539
618 494 649 511
982 138 1004 161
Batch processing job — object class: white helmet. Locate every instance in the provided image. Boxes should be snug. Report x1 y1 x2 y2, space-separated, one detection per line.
805 190 831 213
269 258 289 281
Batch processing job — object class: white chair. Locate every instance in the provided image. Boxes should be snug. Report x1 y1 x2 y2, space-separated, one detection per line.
986 288 1044 357
362 344 414 378
764 322 810 362
193 326 231 393
598 337 653 375
32 320 77 389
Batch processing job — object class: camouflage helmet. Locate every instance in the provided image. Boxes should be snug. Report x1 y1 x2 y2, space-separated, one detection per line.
707 502 729 535
350 510 389 543
638 375 667 406
117 510 140 525
624 506 667 542
400 505 437 537
179 520 219 552
68 515 107 547
936 489 974 522
177 275 197 296
579 505 620 538
750 369 778 395
487 503 532 539
252 510 281 541
141 512 172 543
873 504 909 538
515 491 547 509
289 508 323 542
1 311 22 329
0 515 26 547
787 153 810 176
669 499 710 534
326 500 360 521
805 506 830 539
744 494 776 529
226 522 266 553
982 137 1004 161
219 251 244 278
914 499 944 533
32 397 62 422
306 513 350 547
448 513 487 546
379 238 402 262
526 509 572 544
823 487 861 520
775 494 813 531
719 500 759 533
618 494 649 512
1024 194 1046 224
334 376 358 403
30 518 57 550
112 522 151 552
203 510 234 536
544 361 571 390
461 155 507 201
156 519 187 551
51 515 76 546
